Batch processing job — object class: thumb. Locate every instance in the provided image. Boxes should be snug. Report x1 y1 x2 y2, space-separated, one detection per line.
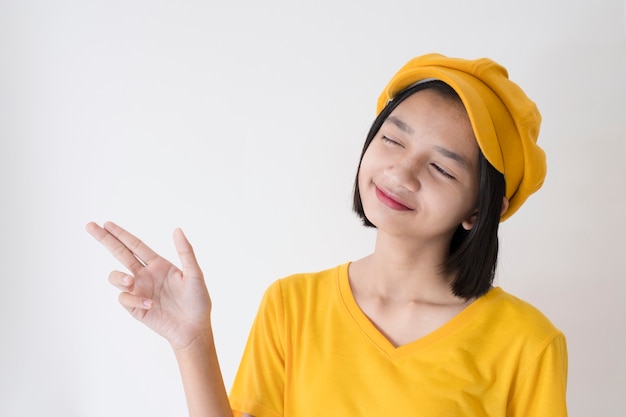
173 228 203 279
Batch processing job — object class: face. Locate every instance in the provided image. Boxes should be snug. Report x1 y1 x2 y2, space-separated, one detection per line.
358 88 480 242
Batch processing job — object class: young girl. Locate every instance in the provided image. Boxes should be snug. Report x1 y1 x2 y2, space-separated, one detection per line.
87 53 568 417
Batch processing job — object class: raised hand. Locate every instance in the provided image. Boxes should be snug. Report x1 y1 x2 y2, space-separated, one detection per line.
86 221 212 351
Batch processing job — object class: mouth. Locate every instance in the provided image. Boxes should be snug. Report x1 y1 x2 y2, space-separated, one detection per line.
375 186 413 211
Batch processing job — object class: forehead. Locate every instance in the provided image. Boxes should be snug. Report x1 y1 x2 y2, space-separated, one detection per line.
386 89 479 154
389 87 468 120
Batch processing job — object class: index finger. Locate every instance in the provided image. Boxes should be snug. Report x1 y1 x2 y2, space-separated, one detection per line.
86 221 158 274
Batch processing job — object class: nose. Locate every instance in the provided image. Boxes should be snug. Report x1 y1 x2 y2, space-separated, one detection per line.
384 155 422 192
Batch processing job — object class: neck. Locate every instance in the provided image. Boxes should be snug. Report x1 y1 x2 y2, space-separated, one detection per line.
351 231 460 304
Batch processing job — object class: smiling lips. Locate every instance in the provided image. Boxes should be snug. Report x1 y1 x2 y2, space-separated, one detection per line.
375 186 413 211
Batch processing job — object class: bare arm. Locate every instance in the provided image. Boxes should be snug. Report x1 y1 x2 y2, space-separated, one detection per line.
86 221 235 417
174 327 233 417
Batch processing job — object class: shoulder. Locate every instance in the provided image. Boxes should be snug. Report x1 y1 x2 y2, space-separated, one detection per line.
267 262 348 298
484 291 569 414
256 263 349 324
477 287 566 353
487 288 560 331
244 265 347 344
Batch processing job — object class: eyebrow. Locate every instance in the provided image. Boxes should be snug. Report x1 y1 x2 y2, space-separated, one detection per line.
385 116 414 135
384 115 470 169
434 146 469 169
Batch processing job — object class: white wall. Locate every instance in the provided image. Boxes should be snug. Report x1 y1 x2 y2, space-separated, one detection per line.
1 0 624 416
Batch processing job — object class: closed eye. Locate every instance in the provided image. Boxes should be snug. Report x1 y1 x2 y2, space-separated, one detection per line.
381 135 402 146
431 163 455 179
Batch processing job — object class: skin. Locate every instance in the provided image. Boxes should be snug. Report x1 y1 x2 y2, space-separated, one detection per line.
349 89 481 346
85 221 235 417
87 89 486 416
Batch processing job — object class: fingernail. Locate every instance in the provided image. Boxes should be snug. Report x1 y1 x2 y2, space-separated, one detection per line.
122 275 130 284
142 299 153 308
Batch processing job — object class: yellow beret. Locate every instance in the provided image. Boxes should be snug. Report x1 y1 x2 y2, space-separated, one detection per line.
377 53 546 221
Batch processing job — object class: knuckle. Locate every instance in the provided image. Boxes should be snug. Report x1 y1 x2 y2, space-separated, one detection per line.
128 237 143 252
111 244 127 258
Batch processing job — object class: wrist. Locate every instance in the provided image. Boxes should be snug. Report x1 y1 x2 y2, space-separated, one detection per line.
171 320 215 354
171 320 232 417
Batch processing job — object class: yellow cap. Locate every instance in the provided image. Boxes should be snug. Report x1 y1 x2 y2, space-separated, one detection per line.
377 53 546 221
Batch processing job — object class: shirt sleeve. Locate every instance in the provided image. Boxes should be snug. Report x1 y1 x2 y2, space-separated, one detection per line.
230 280 286 417
507 332 568 417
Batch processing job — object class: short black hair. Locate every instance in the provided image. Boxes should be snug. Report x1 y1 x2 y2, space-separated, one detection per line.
352 80 506 299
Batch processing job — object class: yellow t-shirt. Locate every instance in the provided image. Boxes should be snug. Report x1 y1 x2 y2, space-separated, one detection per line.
230 263 567 417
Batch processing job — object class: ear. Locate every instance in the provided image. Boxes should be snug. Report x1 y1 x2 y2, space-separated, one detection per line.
500 197 510 217
461 211 478 231
461 197 510 230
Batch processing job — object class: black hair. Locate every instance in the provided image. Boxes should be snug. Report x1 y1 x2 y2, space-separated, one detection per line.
352 80 506 299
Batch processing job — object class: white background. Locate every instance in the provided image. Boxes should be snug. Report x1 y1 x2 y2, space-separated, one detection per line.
1 0 624 416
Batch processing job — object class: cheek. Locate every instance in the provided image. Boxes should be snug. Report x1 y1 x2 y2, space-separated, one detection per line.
357 151 374 187
358 147 383 179
357 151 381 212
447 191 479 222
357 167 370 201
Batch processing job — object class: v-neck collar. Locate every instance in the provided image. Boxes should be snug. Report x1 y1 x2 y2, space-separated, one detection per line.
336 262 501 360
